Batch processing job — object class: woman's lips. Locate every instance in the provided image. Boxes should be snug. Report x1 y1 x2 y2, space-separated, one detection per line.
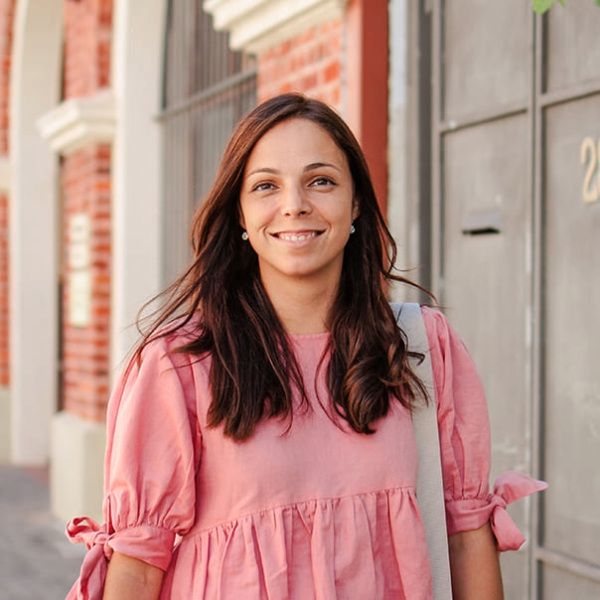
273 230 322 242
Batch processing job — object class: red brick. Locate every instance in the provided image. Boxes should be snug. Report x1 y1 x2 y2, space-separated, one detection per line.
61 144 113 422
257 20 343 111
63 0 113 99
324 60 341 84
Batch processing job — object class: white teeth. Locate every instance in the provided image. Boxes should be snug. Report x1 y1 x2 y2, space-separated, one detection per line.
278 232 317 242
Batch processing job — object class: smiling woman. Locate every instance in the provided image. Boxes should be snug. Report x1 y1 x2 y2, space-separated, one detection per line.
65 93 545 600
239 118 359 331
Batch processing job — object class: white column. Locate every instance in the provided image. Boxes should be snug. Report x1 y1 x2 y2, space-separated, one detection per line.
9 0 63 464
0 158 11 462
110 0 168 371
388 0 415 302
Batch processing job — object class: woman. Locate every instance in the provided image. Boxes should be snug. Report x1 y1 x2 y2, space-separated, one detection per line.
66 93 545 599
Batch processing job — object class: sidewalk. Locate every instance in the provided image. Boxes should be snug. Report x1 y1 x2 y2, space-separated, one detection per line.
0 465 86 600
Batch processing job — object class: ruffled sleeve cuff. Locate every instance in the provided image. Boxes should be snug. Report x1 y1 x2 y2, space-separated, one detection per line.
65 516 176 599
445 471 548 551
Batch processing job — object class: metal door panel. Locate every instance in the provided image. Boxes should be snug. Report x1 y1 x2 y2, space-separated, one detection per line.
442 114 530 596
442 0 530 121
420 0 600 596
546 4 600 92
543 95 600 566
542 564 600 600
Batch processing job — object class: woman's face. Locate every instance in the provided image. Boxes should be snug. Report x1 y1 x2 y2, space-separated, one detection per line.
239 118 358 293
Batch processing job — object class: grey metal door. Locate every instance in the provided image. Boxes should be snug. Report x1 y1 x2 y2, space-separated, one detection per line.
422 1 600 597
535 4 600 597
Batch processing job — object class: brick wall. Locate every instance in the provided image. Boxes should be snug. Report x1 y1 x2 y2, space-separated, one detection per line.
0 0 15 388
63 0 112 98
258 19 343 110
61 0 113 422
61 145 111 421
255 3 388 212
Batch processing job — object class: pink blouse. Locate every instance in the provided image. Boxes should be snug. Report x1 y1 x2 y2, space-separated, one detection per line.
66 307 546 599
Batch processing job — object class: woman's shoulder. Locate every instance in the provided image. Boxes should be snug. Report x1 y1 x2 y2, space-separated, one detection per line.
420 305 456 349
420 304 448 328
138 312 205 362
419 305 483 396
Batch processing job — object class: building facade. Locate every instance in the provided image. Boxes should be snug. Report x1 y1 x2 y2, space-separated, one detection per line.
0 0 598 597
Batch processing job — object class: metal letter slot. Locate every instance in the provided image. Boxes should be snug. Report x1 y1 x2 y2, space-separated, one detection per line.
461 210 503 235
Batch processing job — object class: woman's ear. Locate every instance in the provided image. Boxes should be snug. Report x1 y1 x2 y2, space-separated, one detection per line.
352 198 360 221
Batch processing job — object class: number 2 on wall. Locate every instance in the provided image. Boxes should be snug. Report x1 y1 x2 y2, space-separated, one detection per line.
580 137 600 204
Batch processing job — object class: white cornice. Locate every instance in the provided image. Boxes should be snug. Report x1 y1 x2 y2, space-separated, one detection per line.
0 158 11 193
36 89 116 156
204 0 348 54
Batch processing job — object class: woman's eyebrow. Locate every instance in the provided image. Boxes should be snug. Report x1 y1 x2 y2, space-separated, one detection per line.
246 167 279 178
305 162 342 173
246 162 342 178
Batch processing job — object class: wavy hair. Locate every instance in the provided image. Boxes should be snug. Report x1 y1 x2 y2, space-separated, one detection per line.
135 93 430 441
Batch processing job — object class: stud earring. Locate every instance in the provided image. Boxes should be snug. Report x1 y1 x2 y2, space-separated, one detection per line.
241 231 249 241
350 223 356 234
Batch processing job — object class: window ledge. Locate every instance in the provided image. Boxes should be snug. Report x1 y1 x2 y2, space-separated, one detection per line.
203 0 347 54
37 89 116 156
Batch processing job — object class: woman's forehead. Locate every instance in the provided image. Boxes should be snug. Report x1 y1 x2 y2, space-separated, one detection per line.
245 118 348 172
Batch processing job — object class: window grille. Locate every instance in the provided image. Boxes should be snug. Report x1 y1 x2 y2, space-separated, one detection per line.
159 0 257 286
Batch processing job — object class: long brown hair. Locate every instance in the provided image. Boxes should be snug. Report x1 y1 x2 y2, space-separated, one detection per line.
136 93 429 441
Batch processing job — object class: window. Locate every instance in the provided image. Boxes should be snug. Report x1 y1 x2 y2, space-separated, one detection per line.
159 0 257 285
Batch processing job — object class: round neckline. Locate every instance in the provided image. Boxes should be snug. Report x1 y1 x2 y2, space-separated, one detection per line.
287 331 330 340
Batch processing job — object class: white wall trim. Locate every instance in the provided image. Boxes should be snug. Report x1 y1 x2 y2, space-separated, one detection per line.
110 0 167 372
51 411 105 523
10 0 63 464
204 0 348 53
37 89 116 156
0 158 11 193
0 386 10 461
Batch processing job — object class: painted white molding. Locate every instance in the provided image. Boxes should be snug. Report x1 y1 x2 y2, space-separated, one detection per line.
51 411 105 523
204 0 348 54
0 387 10 462
110 0 166 372
388 0 415 303
0 158 11 193
10 0 63 464
37 89 116 156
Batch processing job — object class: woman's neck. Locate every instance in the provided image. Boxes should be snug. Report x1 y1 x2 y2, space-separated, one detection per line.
261 275 339 335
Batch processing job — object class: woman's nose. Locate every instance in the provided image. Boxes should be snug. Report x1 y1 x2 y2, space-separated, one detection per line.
281 185 311 216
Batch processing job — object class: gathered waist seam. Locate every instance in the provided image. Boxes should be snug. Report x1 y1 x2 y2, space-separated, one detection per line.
180 484 417 544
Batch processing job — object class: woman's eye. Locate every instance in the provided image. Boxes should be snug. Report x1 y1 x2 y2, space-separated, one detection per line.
252 182 275 192
311 176 335 187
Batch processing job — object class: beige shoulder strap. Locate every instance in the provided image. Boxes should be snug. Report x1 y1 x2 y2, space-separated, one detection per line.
391 302 453 599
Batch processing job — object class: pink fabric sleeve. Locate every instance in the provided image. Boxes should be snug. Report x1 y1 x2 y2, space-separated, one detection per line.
65 334 202 598
421 307 547 551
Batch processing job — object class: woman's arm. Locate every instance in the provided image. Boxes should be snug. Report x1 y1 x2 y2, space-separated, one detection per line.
103 552 165 600
448 522 504 600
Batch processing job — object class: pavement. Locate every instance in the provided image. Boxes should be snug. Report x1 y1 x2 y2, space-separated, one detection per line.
0 465 86 600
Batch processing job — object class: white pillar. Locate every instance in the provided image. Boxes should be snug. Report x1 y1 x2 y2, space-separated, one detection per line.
9 0 63 464
110 0 168 371
388 0 416 302
0 159 11 462
46 0 168 521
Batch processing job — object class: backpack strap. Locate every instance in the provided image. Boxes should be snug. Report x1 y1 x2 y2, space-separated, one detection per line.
391 302 453 599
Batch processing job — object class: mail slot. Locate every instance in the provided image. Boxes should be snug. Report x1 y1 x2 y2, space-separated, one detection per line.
461 210 502 235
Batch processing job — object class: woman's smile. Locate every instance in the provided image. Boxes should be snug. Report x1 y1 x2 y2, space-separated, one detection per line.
239 117 358 291
272 230 322 243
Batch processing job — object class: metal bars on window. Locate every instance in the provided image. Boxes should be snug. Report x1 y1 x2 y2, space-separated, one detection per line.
159 0 257 286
